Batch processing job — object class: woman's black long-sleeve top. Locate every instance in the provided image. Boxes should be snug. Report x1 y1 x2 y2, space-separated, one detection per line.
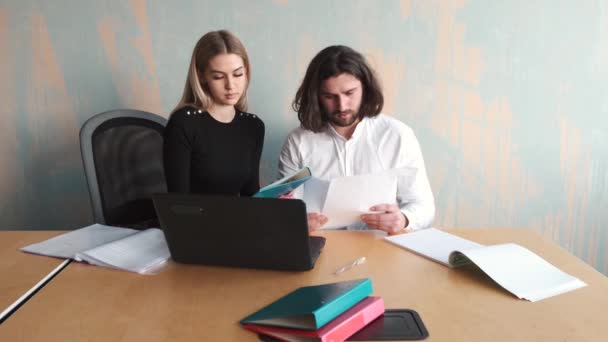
163 106 265 196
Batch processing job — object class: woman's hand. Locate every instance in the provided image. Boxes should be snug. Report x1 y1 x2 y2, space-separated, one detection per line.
277 191 295 199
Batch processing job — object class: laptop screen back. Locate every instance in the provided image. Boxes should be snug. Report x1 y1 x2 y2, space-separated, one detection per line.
152 194 320 271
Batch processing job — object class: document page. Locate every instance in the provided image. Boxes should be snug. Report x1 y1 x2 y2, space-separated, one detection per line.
322 174 397 229
456 243 587 301
75 228 170 274
384 228 483 267
302 177 330 213
21 224 138 259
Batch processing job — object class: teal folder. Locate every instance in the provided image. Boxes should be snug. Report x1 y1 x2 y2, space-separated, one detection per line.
253 167 311 198
240 278 373 330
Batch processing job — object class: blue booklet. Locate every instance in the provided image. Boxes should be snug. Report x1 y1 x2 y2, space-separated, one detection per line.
254 167 312 198
240 278 373 330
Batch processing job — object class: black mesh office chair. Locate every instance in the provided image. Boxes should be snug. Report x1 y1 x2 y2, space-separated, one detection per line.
80 109 168 228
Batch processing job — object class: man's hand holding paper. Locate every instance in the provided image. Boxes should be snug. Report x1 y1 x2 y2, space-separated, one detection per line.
302 171 412 230
306 212 328 233
361 203 409 234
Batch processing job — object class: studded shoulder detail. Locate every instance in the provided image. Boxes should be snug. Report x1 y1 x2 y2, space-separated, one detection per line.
240 112 257 119
186 109 204 116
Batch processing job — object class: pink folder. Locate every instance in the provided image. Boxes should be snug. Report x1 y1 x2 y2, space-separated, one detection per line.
243 296 384 342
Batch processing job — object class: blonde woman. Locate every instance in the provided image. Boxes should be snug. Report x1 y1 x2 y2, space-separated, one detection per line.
164 30 264 195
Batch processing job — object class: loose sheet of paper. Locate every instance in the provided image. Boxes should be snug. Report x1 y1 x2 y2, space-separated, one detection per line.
302 177 330 213
321 173 397 229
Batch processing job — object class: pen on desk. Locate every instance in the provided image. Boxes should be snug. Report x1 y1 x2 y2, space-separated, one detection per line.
334 256 366 275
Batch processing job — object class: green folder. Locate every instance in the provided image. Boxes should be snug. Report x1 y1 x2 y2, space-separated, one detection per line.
240 278 373 330
253 167 311 198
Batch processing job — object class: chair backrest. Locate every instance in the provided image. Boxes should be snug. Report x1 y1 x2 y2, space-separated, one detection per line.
80 109 168 226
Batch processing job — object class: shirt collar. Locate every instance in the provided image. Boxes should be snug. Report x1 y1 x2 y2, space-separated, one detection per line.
327 117 367 142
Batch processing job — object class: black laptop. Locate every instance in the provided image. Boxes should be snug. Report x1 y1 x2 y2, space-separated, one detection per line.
152 193 325 271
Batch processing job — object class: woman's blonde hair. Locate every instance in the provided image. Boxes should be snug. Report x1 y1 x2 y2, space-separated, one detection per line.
173 30 251 113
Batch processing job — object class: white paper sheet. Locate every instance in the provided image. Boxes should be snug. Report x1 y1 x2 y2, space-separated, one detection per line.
321 173 397 229
302 177 330 213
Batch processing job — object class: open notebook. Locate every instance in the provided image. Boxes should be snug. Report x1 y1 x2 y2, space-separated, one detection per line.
384 228 587 302
21 224 170 274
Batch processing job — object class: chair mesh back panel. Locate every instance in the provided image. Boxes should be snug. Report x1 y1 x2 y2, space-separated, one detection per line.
92 117 166 225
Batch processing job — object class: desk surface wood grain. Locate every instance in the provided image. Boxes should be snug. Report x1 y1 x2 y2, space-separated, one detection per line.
1 228 606 341
0 231 67 313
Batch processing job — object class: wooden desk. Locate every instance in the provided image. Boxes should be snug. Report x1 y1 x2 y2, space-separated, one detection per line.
0 231 68 320
1 229 606 341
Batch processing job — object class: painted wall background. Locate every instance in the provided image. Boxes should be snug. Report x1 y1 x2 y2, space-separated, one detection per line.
0 0 606 274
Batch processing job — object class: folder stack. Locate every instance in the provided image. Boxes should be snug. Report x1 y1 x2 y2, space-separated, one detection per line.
240 278 384 342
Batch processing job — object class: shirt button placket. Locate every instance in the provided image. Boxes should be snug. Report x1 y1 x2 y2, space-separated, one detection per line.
344 141 352 176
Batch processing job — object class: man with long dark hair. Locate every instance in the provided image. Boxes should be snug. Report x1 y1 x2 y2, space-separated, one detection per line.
279 45 435 233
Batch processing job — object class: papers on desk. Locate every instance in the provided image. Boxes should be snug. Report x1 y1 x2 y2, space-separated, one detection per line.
21 224 170 274
385 227 483 267
385 228 587 302
303 172 399 229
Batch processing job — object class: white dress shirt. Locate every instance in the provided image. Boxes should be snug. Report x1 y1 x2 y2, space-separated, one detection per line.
278 114 435 230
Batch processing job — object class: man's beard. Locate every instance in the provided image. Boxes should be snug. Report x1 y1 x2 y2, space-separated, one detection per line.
327 110 359 127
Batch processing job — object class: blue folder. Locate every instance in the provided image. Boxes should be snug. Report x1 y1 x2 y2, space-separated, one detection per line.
240 278 373 330
254 167 311 198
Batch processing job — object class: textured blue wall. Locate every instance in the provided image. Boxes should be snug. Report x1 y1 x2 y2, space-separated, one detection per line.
0 0 606 274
